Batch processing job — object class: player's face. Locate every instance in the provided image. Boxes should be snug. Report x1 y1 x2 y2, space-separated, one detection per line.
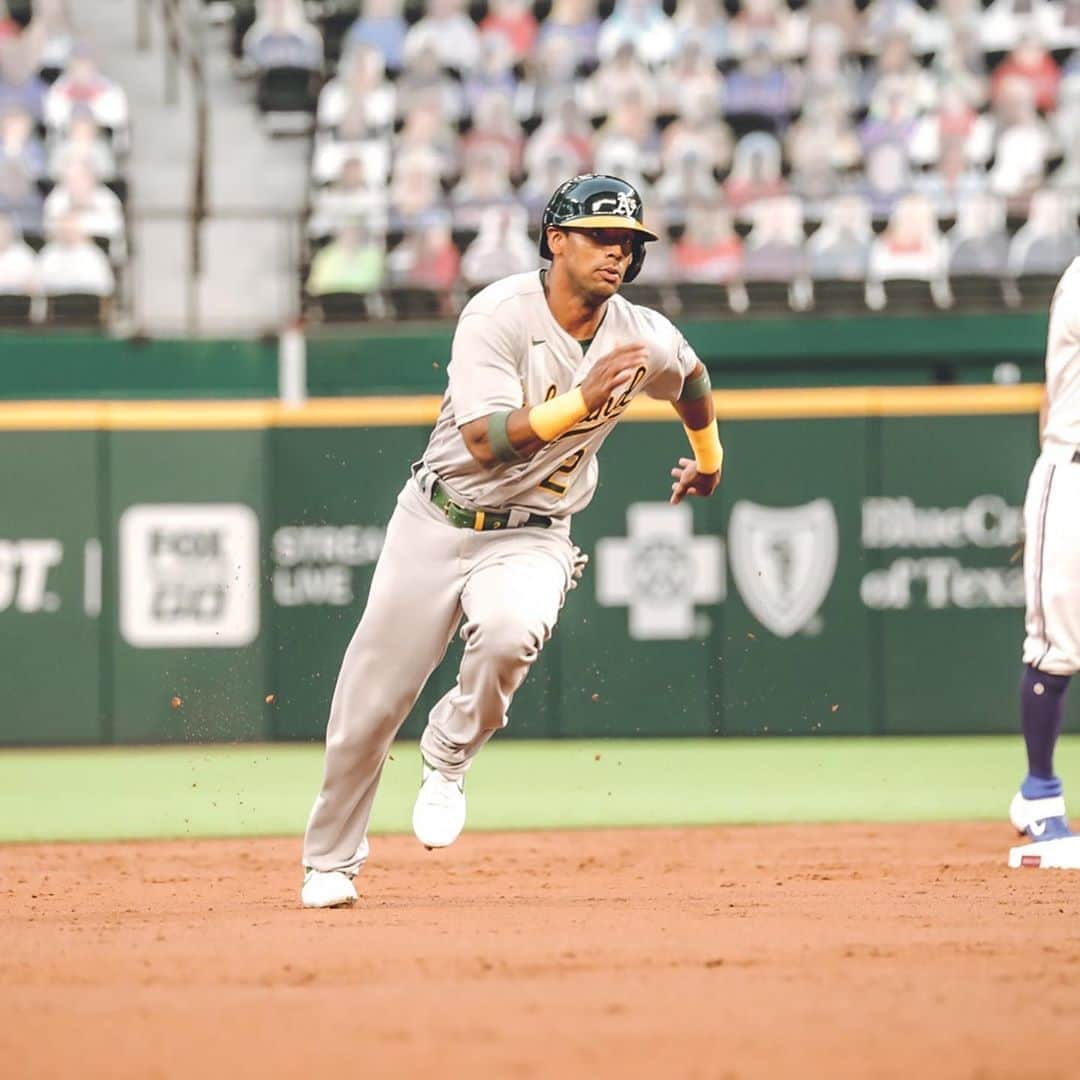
551 227 636 303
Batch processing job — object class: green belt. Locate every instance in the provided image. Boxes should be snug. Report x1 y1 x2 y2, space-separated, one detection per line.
430 480 552 531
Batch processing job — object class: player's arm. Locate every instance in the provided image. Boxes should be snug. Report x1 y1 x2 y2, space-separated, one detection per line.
459 342 650 469
669 361 722 505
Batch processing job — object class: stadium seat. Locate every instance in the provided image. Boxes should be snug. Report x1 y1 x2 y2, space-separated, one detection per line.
0 294 33 325
257 67 319 115
44 292 106 326
311 291 376 322
387 287 443 319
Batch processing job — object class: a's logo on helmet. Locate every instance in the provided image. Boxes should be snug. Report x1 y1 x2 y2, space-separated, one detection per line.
591 191 639 218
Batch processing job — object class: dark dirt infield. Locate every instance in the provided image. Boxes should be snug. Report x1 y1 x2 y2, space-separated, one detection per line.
2 824 1079 1079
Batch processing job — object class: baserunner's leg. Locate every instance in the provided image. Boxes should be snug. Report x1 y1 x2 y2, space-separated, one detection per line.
420 532 572 778
303 485 464 873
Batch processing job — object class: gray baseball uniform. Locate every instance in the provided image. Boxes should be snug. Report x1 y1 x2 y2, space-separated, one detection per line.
303 270 700 876
1022 256 1080 675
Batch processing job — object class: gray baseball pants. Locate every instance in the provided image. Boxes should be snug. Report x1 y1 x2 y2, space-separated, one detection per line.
302 476 573 875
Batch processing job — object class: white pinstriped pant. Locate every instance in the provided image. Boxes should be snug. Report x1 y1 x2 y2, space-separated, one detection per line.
1023 449 1080 676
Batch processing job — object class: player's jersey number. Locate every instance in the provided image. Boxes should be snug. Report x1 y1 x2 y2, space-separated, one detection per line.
539 448 586 496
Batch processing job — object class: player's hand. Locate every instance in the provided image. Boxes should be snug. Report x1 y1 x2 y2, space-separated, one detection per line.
669 457 720 505
578 342 649 412
568 545 589 590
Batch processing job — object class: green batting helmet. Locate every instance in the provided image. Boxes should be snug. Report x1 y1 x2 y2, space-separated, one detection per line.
539 173 659 283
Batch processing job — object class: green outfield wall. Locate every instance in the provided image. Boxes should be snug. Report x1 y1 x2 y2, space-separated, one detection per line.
2 384 1072 746
0 310 1051 400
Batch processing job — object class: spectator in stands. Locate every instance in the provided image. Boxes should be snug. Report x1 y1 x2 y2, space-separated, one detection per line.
628 203 675 289
929 17 988 109
47 105 116 182
306 220 385 297
659 87 734 178
514 32 582 122
860 30 936 116
404 0 480 74
991 31 1061 113
916 139 987 219
537 0 601 71
451 146 520 231
309 155 388 240
0 212 36 294
947 192 1010 277
798 24 859 116
480 0 537 63
310 115 391 188
593 91 661 182
386 218 460 315
981 0 1055 54
0 113 41 237
673 201 743 282
37 210 113 297
242 0 322 73
787 119 843 221
986 75 1053 203
1049 77 1080 192
723 40 798 132
807 194 873 280
728 0 808 62
316 44 395 135
785 88 862 175
0 39 46 122
908 80 992 166
724 132 787 217
860 0 933 55
598 0 677 68
460 204 534 286
858 81 919 158
671 0 729 64
743 195 810 306
655 151 722 227
519 147 579 223
0 104 44 181
461 89 523 179
396 95 460 181
868 193 948 287
44 46 128 133
388 152 447 232
342 0 407 75
858 140 912 220
522 94 593 179
806 0 861 52
463 35 518 115
43 159 124 255
656 40 722 121
581 40 657 120
23 0 73 79
395 42 465 123
1008 189 1080 278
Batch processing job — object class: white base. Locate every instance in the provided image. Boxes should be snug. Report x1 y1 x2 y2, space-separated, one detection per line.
1008 835 1080 869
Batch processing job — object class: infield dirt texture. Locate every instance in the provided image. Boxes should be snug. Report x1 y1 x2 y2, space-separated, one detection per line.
3 740 1079 1078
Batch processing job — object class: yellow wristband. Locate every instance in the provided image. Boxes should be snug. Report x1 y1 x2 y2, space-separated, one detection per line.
528 387 588 442
684 422 723 475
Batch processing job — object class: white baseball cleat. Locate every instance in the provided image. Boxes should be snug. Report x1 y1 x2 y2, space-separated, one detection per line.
1008 791 1072 840
1008 836 1080 869
412 760 466 849
301 868 358 908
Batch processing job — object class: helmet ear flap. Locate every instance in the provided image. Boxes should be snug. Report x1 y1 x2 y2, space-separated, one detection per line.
623 240 647 283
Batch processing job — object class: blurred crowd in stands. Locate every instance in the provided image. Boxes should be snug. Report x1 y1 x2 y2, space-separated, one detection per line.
229 0 1080 320
0 0 125 324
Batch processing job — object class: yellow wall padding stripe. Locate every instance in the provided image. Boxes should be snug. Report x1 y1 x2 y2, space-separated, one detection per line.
0 384 1042 431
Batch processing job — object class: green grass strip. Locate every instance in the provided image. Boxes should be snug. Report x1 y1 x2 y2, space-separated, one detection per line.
0 736 1068 844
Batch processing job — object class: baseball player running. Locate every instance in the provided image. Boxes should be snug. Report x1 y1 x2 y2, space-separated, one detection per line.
301 174 723 907
1008 257 1080 870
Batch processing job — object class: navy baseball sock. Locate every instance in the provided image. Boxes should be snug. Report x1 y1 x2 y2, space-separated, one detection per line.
1019 665 1072 799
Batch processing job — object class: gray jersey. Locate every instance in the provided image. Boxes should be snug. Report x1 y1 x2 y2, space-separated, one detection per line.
421 270 700 517
1043 257 1080 455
